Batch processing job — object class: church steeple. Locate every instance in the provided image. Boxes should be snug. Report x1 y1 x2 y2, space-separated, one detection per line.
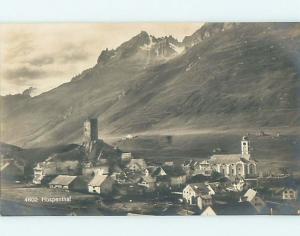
241 136 250 160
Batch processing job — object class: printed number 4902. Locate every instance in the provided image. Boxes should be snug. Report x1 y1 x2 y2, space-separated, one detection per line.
24 197 39 202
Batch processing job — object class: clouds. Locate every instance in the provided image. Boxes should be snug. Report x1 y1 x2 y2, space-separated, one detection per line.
29 56 55 66
0 23 203 96
4 65 46 80
59 42 90 63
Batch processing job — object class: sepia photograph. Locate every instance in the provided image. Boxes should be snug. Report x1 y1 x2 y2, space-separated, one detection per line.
0 22 300 216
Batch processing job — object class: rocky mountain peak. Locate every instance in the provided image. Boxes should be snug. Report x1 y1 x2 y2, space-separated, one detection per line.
97 31 184 65
183 23 238 48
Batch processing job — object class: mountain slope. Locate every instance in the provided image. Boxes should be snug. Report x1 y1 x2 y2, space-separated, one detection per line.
1 23 300 147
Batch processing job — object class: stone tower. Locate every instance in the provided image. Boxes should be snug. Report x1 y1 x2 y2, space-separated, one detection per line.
83 118 98 144
241 136 250 160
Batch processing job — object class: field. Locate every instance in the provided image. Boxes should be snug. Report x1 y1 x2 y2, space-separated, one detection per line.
0 183 100 216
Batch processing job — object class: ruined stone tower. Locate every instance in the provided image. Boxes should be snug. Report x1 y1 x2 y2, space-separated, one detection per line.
83 118 98 143
83 118 99 154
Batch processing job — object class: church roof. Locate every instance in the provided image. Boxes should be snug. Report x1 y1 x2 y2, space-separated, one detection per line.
209 154 243 164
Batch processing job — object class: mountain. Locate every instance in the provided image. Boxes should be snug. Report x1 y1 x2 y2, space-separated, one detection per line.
182 23 238 47
95 31 183 66
1 23 300 147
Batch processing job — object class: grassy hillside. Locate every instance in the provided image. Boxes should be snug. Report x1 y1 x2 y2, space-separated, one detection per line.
1 23 300 147
111 132 300 174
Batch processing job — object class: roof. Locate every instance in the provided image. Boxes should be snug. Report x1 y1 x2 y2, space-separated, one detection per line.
89 175 108 186
208 202 257 215
49 175 77 186
142 175 157 183
121 153 132 159
244 188 257 201
0 162 10 171
183 160 197 167
199 194 212 200
128 159 147 167
189 174 210 183
188 183 210 195
146 166 166 177
163 165 186 177
209 154 243 164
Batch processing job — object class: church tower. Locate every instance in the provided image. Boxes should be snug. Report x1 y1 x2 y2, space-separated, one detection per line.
241 136 250 160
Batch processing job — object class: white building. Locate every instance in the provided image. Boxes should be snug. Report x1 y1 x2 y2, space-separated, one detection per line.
209 136 257 178
183 183 215 205
126 159 147 172
121 152 133 162
88 175 114 194
193 160 213 176
49 175 86 192
197 194 213 210
282 188 298 200
243 188 266 212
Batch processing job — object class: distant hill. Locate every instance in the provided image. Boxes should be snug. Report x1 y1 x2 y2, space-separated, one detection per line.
1 23 300 147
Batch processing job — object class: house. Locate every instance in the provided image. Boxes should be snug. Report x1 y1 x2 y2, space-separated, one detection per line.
138 166 168 191
282 188 298 200
33 161 57 184
163 161 174 166
183 183 215 205
49 175 86 192
145 166 167 177
82 163 110 177
88 175 114 194
121 152 133 162
0 159 24 181
188 174 210 183
193 160 212 176
127 159 147 172
33 157 81 184
226 177 245 192
156 175 171 190
170 175 187 187
182 160 197 175
201 206 216 216
139 175 157 191
110 164 124 181
197 194 213 210
243 188 266 213
201 202 257 216
209 136 257 178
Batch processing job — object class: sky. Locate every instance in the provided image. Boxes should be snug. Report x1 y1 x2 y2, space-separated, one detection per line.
0 23 203 96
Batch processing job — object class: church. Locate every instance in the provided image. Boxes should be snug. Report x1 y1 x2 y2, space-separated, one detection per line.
209 136 257 178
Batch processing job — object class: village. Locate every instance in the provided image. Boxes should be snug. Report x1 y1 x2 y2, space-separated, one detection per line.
1 118 300 216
